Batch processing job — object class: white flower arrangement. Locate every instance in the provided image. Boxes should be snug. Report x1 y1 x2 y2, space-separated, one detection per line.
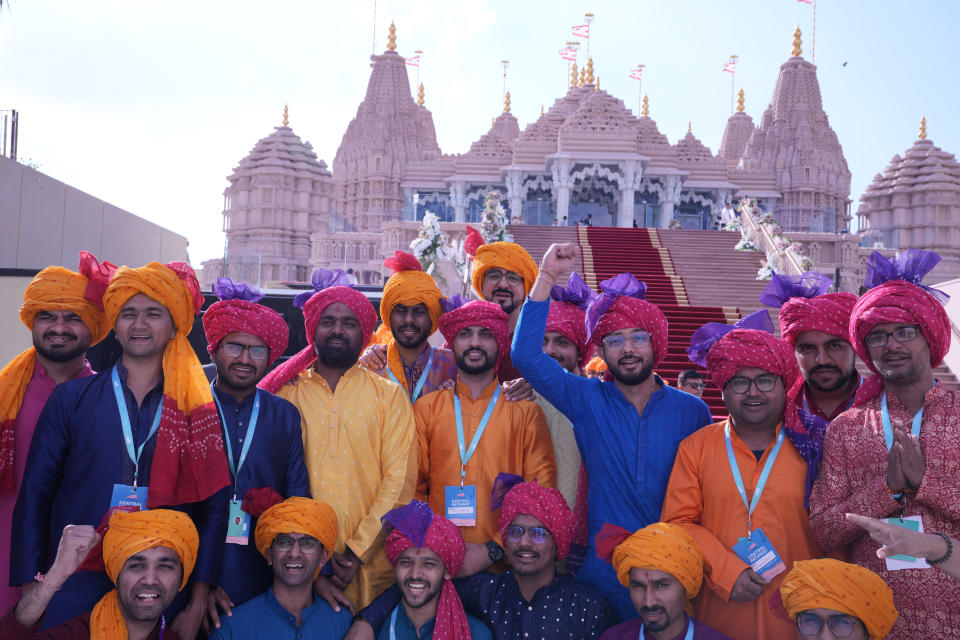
478 191 513 243
735 238 758 252
739 197 815 280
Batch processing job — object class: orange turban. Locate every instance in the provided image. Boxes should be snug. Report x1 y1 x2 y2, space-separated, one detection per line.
380 252 444 390
0 252 114 494
90 509 199 640
254 497 338 577
102 262 228 508
471 241 538 299
603 523 703 598
585 355 607 374
779 559 897 640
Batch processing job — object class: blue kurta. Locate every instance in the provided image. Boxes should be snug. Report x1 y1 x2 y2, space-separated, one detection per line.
209 588 352 640
10 364 229 629
375 603 492 640
212 384 310 607
511 298 713 620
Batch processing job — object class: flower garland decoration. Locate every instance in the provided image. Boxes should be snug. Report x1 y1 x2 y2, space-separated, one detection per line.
478 191 513 243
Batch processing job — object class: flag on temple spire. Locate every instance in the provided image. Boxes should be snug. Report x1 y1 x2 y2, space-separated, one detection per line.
722 57 736 73
797 0 813 4
629 67 643 80
572 24 589 39
404 55 420 67
559 47 577 61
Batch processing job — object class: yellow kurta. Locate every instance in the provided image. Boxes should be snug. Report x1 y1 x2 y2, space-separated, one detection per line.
279 365 418 609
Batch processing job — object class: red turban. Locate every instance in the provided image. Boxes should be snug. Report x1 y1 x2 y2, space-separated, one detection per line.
586 275 668 368
383 501 470 640
103 262 228 508
851 280 951 405
202 278 289 365
496 477 576 561
779 292 858 347
547 272 596 370
438 300 509 373
380 252 444 389
259 269 377 394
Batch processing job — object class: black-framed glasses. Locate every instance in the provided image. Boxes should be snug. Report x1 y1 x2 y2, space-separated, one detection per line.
683 381 706 390
221 342 270 361
726 374 778 394
504 525 551 544
796 612 862 638
864 325 920 349
272 535 321 553
602 332 652 352
483 269 524 286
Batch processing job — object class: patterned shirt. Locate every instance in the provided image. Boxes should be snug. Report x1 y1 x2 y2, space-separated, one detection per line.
365 344 458 400
809 383 960 639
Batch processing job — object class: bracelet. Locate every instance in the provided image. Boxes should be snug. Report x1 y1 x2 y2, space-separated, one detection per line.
538 268 559 282
34 572 61 591
929 531 953 566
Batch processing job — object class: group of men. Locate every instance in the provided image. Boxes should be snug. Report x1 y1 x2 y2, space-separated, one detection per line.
0 235 957 639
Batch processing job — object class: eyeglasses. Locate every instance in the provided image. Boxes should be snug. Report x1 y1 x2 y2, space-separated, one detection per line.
682 382 706 390
864 325 920 349
796 612 862 638
484 269 524 286
602 332 652 352
726 374 779 394
504 525 552 544
272 535 321 554
221 342 270 361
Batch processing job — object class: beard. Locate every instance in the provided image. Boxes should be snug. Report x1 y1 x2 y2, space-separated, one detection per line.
392 324 429 350
806 364 858 392
455 348 496 375
34 335 88 363
316 336 361 369
639 606 672 633
608 357 654 386
400 577 444 609
490 288 518 315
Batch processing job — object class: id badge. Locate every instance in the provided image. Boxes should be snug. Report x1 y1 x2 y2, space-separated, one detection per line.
732 527 785 581
880 516 930 570
110 484 148 510
445 485 477 527
226 500 251 545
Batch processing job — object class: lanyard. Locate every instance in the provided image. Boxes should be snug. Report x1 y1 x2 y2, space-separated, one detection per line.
386 347 434 403
389 606 399 640
880 384 932 451
724 422 785 540
638 615 694 640
802 375 862 416
211 381 261 501
454 385 501 486
111 366 163 490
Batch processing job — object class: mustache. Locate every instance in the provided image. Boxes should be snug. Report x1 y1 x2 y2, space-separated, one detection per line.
811 364 841 373
492 288 514 297
640 606 666 615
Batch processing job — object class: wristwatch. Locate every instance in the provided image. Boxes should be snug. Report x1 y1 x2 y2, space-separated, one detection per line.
485 540 505 563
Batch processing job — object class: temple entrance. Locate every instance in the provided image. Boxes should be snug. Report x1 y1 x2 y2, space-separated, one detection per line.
634 190 660 228
569 170 618 226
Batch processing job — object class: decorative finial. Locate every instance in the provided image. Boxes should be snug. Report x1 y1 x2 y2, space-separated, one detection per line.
578 66 585 87
919 115 927 139
417 83 424 106
570 62 579 88
687 121 692 134
282 104 289 126
736 88 745 113
540 104 545 116
504 91 511 114
791 26 802 57
595 76 600 92
491 117 495 128
387 21 397 51
641 94 649 118
585 57 595 84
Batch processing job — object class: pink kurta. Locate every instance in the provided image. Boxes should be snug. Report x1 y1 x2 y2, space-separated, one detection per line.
0 361 93 613
809 383 960 639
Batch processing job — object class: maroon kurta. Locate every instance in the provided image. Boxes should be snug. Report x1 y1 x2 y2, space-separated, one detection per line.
0 609 182 640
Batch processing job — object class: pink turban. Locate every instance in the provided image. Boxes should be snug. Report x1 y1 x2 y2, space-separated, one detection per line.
438 299 509 373
586 274 668 368
259 269 376 393
547 272 596 370
202 278 289 365
383 501 470 640
760 271 858 404
493 474 576 561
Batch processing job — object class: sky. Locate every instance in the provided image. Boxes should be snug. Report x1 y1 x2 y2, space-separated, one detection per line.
2 0 958 266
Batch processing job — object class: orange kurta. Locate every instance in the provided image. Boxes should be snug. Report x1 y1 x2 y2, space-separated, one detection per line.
661 420 822 640
413 378 557 546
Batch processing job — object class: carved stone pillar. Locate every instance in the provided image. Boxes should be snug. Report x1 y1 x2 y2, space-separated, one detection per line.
617 160 641 228
505 170 525 224
660 175 682 228
551 159 573 224
450 182 467 223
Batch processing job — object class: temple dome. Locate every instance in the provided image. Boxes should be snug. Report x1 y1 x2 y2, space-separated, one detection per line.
674 128 715 164
558 89 638 153
230 124 331 183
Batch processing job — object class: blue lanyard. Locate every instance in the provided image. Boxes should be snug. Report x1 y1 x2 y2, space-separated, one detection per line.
389 606 399 640
639 615 694 640
386 347 434 403
880 384 932 450
724 421 786 539
111 366 163 490
454 385 501 486
210 380 261 501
